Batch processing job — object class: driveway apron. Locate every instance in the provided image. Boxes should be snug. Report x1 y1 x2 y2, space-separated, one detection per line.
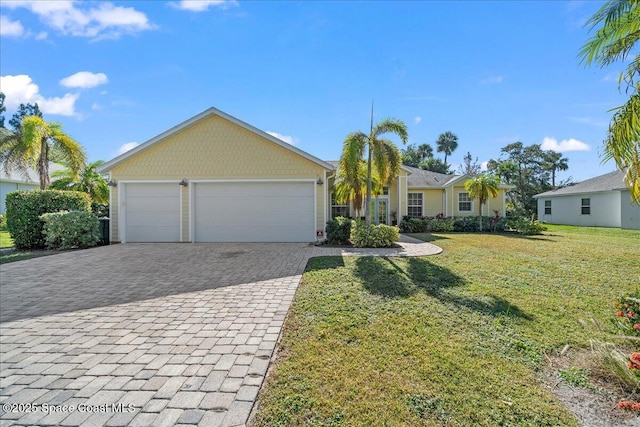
0 240 440 427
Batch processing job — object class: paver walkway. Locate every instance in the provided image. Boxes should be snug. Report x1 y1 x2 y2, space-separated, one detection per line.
0 238 440 427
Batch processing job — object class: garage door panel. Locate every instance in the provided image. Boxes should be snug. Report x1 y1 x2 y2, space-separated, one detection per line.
124 183 180 242
194 182 314 242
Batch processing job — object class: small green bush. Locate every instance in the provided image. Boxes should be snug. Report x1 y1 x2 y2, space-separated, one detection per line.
431 217 455 232
41 210 100 250
6 190 91 249
505 215 546 235
350 220 399 248
0 214 6 230
91 201 109 218
326 217 353 244
399 216 428 233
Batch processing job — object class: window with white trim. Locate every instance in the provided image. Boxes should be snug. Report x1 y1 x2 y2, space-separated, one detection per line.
407 193 423 218
544 200 551 215
581 198 590 215
331 193 350 218
458 192 472 212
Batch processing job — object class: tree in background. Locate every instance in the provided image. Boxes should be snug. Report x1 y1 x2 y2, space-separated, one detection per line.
464 173 501 231
338 117 408 225
0 116 86 189
581 0 640 203
50 160 109 204
488 142 569 215
421 157 453 174
401 143 433 167
435 131 458 164
542 150 569 188
458 151 482 176
0 93 5 129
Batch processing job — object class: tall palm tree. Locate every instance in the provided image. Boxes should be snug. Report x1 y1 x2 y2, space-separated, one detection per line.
464 174 501 232
542 150 569 188
0 116 86 189
435 131 458 164
50 160 109 204
339 117 408 225
580 0 640 204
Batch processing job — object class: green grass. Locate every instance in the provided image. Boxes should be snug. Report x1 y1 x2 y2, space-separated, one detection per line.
0 230 13 249
254 228 639 426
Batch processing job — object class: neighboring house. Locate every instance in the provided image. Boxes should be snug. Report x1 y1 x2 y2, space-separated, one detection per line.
534 170 639 230
97 107 511 243
0 164 67 214
0 169 40 214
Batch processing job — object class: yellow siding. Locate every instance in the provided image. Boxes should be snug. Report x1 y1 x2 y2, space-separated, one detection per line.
423 190 444 216
110 114 328 241
451 184 506 216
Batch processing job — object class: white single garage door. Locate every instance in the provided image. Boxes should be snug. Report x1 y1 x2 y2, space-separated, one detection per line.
194 181 315 242
124 183 180 242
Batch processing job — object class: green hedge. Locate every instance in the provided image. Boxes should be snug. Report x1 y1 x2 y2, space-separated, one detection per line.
350 220 399 248
6 190 91 249
399 215 507 233
41 211 100 250
326 217 353 244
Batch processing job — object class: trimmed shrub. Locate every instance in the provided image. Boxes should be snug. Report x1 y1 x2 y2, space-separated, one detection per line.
0 214 6 230
399 216 428 233
326 217 353 244
41 211 100 250
505 215 546 235
350 220 399 248
91 201 109 218
431 217 455 232
6 190 91 249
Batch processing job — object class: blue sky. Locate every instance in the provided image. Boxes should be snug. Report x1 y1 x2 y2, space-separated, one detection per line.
0 0 627 182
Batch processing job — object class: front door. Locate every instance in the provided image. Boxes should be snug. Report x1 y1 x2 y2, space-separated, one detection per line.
370 197 389 225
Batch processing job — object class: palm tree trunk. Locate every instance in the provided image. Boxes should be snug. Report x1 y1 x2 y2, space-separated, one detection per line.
38 137 50 190
366 143 372 225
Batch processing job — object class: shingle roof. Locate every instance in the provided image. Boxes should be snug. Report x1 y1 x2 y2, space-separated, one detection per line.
534 169 627 198
403 165 461 188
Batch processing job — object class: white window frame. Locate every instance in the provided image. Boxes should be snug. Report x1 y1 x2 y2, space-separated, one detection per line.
544 200 551 215
458 192 473 212
331 192 351 218
407 192 423 218
581 198 590 215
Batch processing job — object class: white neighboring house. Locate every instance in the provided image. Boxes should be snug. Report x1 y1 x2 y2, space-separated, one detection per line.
534 170 640 230
0 164 65 214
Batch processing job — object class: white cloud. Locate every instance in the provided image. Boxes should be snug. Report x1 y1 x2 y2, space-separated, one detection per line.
0 15 25 37
171 0 238 12
116 142 139 155
0 74 78 116
266 131 299 145
480 161 489 171
60 71 108 89
414 116 422 124
91 103 100 110
2 1 152 40
481 75 504 84
541 137 590 152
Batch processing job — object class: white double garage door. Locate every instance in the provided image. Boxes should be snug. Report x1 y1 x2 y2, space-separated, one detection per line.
123 181 316 243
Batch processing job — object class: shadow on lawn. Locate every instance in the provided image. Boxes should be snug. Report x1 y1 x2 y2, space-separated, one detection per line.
354 256 531 320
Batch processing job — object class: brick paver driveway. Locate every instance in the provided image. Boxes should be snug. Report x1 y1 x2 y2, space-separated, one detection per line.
0 239 441 427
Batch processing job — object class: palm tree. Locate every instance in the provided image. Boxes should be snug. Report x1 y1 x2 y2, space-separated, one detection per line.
50 160 109 204
580 0 640 204
338 117 408 225
542 150 569 188
0 116 86 189
435 131 458 165
464 174 501 231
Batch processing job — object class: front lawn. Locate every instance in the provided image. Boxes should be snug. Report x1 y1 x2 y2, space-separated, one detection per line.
253 229 639 426
0 230 13 249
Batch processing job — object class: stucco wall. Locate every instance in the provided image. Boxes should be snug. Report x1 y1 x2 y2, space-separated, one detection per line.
109 114 328 241
620 190 640 230
538 191 622 227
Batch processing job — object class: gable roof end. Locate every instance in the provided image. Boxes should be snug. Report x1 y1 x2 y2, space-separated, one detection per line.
97 107 334 173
